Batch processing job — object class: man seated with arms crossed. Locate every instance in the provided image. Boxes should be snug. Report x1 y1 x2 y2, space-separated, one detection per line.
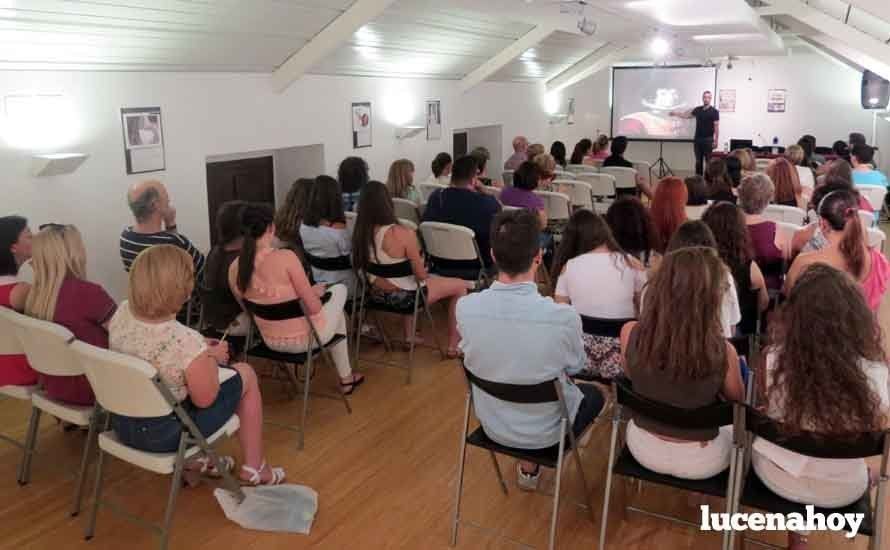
456 209 605 490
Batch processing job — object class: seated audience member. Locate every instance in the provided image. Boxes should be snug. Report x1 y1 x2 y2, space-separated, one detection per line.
702 203 769 336
665 221 742 339
590 134 610 161
423 156 502 268
552 210 645 380
766 158 804 208
649 176 688 253
532 153 559 193
500 161 547 229
851 144 888 188
457 209 605 490
23 225 116 405
426 152 452 186
849 132 867 150
204 201 251 336
786 188 889 311
300 176 355 296
738 174 785 290
801 134 824 164
504 136 529 171
386 159 422 205
274 178 314 249
818 157 854 185
230 204 363 393
785 144 805 167
470 146 496 187
685 176 709 206
352 182 467 355
832 140 851 164
725 155 743 188
753 264 889 550
602 136 653 199
620 246 745 480
792 179 866 255
570 138 593 165
550 141 567 168
605 197 658 266
0 216 37 387
338 156 369 212
113 245 285 485
120 180 205 280
527 143 546 160
730 148 756 176
705 158 737 203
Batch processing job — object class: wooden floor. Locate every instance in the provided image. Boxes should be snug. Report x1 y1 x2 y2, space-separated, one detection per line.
2 265 890 550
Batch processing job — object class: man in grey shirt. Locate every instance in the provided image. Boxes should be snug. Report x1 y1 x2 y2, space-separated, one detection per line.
456 209 604 490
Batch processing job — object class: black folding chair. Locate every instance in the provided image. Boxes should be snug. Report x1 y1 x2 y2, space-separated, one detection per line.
352 260 444 384
599 378 744 550
451 364 597 550
242 297 350 450
575 315 633 384
732 407 888 550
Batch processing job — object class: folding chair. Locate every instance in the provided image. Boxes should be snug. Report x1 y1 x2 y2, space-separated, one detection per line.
0 309 39 477
553 170 575 180
8 312 97 516
241 297 351 449
451 364 596 550
398 218 418 232
420 181 448 202
867 227 886 252
576 173 617 214
70 341 243 550
599 379 743 550
419 221 488 290
566 164 592 174
686 204 709 221
575 315 633 385
553 180 594 211
859 209 877 229
352 260 444 384
856 185 888 222
795 166 815 192
393 197 421 225
534 190 572 234
631 160 652 191
774 222 803 259
732 408 888 550
502 170 514 187
763 205 806 225
755 158 771 172
600 166 638 197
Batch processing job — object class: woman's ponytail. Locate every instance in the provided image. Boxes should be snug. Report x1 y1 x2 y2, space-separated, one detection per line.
236 204 275 293
819 190 866 278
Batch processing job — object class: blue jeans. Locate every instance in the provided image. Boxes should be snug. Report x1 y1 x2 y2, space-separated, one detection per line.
112 371 243 453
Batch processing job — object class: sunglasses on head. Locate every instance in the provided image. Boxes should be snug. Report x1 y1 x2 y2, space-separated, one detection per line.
38 223 68 231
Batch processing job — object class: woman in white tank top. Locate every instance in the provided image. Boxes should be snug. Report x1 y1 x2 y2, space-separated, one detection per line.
352 181 468 357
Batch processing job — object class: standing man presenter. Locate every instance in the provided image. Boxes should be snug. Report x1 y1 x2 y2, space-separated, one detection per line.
671 91 719 176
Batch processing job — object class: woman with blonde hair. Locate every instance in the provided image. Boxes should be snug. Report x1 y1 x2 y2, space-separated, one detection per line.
25 225 115 405
730 148 756 175
386 158 422 205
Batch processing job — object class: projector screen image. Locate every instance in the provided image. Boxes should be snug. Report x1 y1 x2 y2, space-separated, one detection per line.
611 66 718 141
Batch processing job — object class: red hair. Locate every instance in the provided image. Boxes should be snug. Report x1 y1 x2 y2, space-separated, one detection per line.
766 158 802 205
650 177 688 253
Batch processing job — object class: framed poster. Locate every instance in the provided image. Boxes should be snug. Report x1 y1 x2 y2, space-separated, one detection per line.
121 106 165 174
426 100 441 140
352 102 372 148
767 89 786 113
718 89 736 112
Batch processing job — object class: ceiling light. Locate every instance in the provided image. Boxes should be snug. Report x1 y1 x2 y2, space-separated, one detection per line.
692 33 763 42
650 37 670 57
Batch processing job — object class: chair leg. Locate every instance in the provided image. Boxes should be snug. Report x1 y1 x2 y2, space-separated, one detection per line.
298 358 311 451
159 432 188 550
422 300 445 360
572 443 595 523
598 416 621 550
488 451 508 495
17 407 42 485
723 449 738 550
450 394 472 547
406 310 418 385
549 422 567 550
84 448 106 540
71 409 101 517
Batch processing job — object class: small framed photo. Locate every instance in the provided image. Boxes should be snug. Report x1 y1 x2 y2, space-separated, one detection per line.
352 102 372 148
426 100 441 140
121 107 165 174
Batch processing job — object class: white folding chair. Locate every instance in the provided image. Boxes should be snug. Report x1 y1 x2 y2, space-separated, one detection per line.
856 185 887 219
0 309 39 477
796 166 815 191
589 159 604 170
393 197 420 225
763 204 806 225
9 313 96 516
685 204 709 221
868 227 886 251
534 191 572 231
566 163 591 174
755 158 771 172
502 170 514 187
70 341 242 550
419 221 487 289
774 222 803 258
600 166 638 193
859 209 877 229
553 179 593 210
631 160 652 190
576 173 617 214
398 218 418 232
419 182 447 203
553 170 575 180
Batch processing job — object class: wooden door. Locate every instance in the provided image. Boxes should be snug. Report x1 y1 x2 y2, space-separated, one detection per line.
453 131 468 159
205 156 275 246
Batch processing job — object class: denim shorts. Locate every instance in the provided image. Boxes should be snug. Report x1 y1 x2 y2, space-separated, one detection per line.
111 370 243 453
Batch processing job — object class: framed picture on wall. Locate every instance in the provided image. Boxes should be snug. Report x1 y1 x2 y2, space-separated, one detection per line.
426 100 441 140
352 102 372 148
719 89 736 112
121 106 165 174
767 89 787 113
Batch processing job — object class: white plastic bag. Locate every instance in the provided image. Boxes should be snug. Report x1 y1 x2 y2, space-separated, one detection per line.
214 484 318 534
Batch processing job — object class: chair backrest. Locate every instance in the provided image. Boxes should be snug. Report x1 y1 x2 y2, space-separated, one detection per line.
304 251 351 272
774 222 802 257
553 180 593 209
419 182 447 202
502 170 514 187
615 378 734 429
0 307 25 356
534 190 572 221
589 159 604 170
685 204 708 221
463 365 559 404
553 170 575 180
600 166 637 189
565 163 591 174
398 218 418 232
70 340 173 418
856 185 887 212
243 298 306 321
580 315 634 338
867 227 886 249
755 158 771 172
9 312 81 377
763 204 806 225
576 173 616 198
795 166 815 190
745 406 887 460
631 160 652 188
345 211 357 233
859 209 876 229
419 221 480 262
392 197 420 224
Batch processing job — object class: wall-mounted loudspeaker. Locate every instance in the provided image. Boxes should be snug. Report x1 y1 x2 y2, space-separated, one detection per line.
861 70 890 110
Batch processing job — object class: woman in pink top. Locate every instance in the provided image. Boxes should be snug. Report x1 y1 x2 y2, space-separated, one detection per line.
229 204 364 394
786 189 889 311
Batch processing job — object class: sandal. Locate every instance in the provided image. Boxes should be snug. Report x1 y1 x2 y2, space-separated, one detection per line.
192 454 235 478
340 373 366 395
240 461 286 486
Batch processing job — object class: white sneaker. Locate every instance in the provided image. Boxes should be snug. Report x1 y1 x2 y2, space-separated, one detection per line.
516 464 541 491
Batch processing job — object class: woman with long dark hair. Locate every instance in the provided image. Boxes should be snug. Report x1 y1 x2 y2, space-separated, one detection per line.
552 210 645 379
352 181 466 356
786 189 889 310
570 138 593 165
228 203 364 394
300 175 355 296
0 215 37 388
704 158 736 203
549 141 567 168
605 197 658 266
338 156 369 211
754 264 888 550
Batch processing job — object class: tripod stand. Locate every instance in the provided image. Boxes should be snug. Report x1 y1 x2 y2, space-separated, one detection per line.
651 140 673 178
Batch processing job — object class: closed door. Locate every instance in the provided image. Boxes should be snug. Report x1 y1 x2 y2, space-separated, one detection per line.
206 156 275 246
